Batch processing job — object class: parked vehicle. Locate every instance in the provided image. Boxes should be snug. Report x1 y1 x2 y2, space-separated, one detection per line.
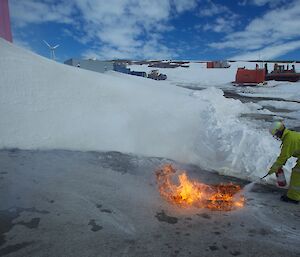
233 64 266 86
130 71 147 77
147 70 167 80
265 63 300 82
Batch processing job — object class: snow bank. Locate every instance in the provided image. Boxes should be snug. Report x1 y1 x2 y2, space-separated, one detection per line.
0 39 285 182
188 88 280 181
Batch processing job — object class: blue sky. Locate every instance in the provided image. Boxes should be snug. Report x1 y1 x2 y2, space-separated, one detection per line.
8 0 300 62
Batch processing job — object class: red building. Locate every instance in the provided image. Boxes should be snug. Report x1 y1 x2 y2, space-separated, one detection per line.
0 0 12 42
207 61 230 68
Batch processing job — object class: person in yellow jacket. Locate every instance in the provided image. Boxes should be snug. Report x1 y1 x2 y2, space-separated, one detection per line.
269 121 300 204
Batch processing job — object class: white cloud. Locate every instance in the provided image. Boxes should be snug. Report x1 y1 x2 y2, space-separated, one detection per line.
9 0 196 59
82 37 176 60
202 17 237 33
199 1 230 17
173 0 198 13
231 40 300 60
209 0 300 59
250 0 286 7
71 0 175 58
237 0 286 7
196 1 238 33
9 0 75 27
238 0 247 6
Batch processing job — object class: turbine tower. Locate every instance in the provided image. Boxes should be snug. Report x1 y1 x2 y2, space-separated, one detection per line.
43 40 60 60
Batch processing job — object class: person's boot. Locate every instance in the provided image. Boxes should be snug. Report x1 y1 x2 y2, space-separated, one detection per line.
280 194 299 204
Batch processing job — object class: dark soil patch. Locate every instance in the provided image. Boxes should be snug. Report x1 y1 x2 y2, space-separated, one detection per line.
155 211 178 224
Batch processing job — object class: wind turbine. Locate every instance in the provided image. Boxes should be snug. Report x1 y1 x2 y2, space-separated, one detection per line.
43 40 60 60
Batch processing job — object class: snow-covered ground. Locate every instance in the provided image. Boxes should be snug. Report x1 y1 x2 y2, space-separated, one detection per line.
130 62 300 131
1 38 300 184
131 62 239 87
130 61 300 92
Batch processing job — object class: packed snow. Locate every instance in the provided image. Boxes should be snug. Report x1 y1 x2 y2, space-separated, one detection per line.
238 81 300 102
1 38 300 184
131 62 265 88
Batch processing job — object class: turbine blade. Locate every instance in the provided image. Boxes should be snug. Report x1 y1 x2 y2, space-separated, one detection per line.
53 44 60 49
43 40 51 48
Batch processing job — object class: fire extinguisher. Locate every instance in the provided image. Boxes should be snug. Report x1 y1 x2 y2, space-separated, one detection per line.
276 167 286 187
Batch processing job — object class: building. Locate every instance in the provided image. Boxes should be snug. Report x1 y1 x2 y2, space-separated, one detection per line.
64 58 114 73
0 0 13 42
64 58 152 79
113 62 131 74
207 61 230 68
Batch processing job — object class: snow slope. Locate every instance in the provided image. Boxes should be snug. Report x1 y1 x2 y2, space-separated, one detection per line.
0 38 286 182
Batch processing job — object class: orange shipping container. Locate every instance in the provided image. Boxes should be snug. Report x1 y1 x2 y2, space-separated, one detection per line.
207 62 214 68
235 68 265 84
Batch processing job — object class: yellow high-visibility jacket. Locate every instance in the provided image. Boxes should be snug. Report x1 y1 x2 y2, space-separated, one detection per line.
269 129 300 174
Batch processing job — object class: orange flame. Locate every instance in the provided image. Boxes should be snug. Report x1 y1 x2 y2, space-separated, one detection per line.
156 164 245 211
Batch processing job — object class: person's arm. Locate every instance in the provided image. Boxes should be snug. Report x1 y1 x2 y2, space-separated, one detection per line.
269 138 293 174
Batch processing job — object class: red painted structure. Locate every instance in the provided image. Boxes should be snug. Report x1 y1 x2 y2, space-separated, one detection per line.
235 65 266 85
207 61 230 68
207 62 214 68
0 0 12 42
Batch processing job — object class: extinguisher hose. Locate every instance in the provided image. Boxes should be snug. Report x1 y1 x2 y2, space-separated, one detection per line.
260 173 269 179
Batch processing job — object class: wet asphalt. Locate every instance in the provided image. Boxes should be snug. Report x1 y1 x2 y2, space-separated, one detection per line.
0 149 299 257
